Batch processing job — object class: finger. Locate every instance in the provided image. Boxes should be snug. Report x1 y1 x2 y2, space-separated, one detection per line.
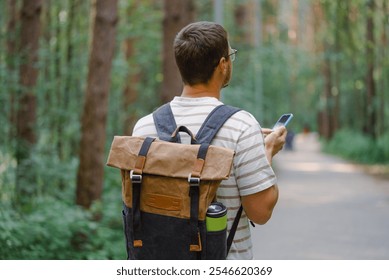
274 126 287 136
261 128 273 135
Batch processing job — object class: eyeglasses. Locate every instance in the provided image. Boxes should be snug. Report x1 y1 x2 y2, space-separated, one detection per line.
227 49 238 62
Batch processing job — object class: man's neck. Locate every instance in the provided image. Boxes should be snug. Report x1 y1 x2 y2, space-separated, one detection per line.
181 84 221 100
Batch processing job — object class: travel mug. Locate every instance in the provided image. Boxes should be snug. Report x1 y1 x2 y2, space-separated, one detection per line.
206 202 227 232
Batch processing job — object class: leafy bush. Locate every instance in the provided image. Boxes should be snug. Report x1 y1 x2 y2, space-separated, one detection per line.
377 132 389 163
0 133 127 259
0 159 126 260
0 194 125 260
324 129 389 164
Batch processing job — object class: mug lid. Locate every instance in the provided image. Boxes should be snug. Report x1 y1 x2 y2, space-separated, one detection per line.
207 202 227 217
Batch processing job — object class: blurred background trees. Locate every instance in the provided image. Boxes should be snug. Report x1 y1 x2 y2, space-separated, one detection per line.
0 0 388 259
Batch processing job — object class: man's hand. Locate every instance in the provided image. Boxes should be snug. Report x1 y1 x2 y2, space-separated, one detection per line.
261 126 287 164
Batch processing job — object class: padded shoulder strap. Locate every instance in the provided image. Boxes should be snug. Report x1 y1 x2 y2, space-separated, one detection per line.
153 103 241 144
195 105 241 144
152 103 181 143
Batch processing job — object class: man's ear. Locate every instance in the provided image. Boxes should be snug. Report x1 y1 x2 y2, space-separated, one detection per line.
218 57 227 73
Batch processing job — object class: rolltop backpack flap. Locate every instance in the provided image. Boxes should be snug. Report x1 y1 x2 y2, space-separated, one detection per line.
107 136 234 180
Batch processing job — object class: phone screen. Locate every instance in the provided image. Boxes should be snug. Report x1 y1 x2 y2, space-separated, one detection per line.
278 115 290 123
273 113 293 129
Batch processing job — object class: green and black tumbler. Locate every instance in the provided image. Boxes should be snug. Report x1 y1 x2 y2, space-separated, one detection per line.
205 202 228 259
206 202 227 231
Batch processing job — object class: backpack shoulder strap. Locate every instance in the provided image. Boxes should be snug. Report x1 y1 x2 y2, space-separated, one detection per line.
152 103 181 143
196 105 242 256
227 205 243 254
153 103 241 144
195 105 241 144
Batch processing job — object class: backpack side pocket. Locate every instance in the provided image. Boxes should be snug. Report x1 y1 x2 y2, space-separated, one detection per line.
205 228 227 260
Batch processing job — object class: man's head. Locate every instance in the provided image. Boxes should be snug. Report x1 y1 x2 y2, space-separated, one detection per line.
174 21 232 87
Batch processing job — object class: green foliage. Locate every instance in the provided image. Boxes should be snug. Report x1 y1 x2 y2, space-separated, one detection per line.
223 42 319 132
0 130 124 259
376 132 389 162
0 158 125 260
317 0 389 137
1 197 92 259
107 0 163 138
0 195 125 260
324 129 389 164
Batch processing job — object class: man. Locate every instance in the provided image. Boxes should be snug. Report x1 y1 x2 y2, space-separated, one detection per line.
132 21 287 259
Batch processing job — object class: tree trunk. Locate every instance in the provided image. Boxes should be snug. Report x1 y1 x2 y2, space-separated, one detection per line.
15 0 43 203
377 0 388 136
312 1 331 138
16 0 42 146
364 0 376 139
122 37 142 135
76 0 118 209
321 49 334 140
332 1 342 134
160 0 195 103
53 2 63 161
7 0 19 140
122 0 141 136
64 0 76 112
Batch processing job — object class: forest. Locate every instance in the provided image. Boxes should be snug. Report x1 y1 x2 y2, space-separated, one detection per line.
0 0 388 259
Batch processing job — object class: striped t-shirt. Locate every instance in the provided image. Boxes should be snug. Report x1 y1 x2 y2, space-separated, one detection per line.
132 96 277 259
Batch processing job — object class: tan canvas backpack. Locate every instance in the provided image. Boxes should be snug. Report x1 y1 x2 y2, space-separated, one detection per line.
107 103 241 259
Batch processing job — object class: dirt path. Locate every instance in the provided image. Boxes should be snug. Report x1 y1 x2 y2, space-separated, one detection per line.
251 133 389 259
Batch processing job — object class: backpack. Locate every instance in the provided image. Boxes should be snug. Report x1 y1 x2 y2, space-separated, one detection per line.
107 103 242 259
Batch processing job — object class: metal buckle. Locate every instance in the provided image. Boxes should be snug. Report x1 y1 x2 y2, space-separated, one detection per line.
188 174 200 187
130 170 142 183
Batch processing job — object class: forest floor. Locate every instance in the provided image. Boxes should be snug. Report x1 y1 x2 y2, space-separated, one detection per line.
251 132 389 259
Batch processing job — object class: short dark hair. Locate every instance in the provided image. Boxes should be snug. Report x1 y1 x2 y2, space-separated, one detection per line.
173 21 229 86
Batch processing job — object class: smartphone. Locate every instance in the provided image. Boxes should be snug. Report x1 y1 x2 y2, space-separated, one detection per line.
273 113 293 129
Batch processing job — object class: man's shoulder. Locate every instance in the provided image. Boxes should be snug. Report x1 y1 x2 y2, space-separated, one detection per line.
226 108 260 127
135 113 154 126
132 113 155 136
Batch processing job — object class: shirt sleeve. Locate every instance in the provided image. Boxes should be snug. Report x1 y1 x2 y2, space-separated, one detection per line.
233 116 277 197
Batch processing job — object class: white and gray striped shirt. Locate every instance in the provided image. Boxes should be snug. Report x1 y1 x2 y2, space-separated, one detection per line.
132 96 277 259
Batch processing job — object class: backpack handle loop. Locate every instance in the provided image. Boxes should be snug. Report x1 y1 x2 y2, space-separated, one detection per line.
171 126 198 144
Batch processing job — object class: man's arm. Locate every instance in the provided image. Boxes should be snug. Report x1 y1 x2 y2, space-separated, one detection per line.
241 184 279 225
241 126 287 225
